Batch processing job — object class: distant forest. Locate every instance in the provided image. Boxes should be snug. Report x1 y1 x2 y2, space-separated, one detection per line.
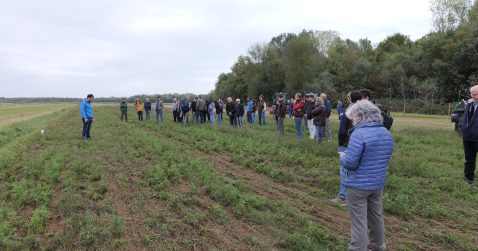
211 0 478 114
0 94 202 104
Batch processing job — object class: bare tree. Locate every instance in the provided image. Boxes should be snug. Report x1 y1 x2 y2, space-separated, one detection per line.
430 0 472 32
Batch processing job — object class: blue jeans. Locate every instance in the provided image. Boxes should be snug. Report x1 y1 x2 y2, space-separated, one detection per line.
209 112 215 124
196 111 205 124
251 112 256 124
258 112 265 125
235 116 243 128
294 118 303 139
156 110 163 123
316 125 324 143
82 119 92 139
339 146 347 199
217 113 223 125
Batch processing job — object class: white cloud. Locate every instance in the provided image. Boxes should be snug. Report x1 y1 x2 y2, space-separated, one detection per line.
0 0 434 97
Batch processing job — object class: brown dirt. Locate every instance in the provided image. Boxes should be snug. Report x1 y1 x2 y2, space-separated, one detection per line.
42 183 66 244
196 151 350 236
103 161 159 251
150 129 464 250
102 157 278 250
114 120 474 250
195 150 469 251
192 188 279 251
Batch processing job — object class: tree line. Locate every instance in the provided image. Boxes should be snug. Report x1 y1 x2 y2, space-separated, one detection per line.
212 0 478 114
0 94 204 104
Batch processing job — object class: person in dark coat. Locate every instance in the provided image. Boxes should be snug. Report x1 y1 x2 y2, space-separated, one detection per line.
120 98 128 122
190 97 197 123
232 98 245 128
311 97 326 143
226 97 235 126
275 95 287 136
144 97 152 123
461 85 478 184
332 90 363 205
215 98 224 125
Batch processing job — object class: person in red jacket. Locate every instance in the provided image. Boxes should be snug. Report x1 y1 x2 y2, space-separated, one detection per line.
293 93 305 139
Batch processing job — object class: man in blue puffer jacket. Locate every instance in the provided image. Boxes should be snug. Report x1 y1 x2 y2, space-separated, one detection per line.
80 94 94 140
339 99 394 251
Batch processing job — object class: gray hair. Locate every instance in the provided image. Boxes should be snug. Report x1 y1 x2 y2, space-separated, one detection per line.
346 100 383 125
315 96 323 105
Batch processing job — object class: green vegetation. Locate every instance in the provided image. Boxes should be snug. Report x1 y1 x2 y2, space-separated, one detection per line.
213 0 478 113
0 103 74 127
0 105 477 250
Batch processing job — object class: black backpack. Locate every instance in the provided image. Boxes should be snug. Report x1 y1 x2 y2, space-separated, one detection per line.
382 110 393 130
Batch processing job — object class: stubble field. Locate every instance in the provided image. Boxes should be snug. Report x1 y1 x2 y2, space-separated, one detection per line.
0 104 477 250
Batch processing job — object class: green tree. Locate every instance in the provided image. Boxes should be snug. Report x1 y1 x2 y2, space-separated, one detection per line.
282 31 321 93
430 0 472 32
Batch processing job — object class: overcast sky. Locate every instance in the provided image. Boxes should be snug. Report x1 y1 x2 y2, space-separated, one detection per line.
0 0 432 98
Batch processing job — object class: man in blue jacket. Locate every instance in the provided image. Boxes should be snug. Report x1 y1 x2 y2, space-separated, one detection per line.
461 85 478 184
80 94 94 140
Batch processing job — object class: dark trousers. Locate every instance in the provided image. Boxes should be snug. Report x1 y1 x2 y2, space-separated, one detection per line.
464 140 478 181
229 115 234 126
196 111 205 124
121 111 127 121
247 111 252 123
277 117 284 136
82 119 93 139
145 110 151 121
173 110 179 122
137 111 143 121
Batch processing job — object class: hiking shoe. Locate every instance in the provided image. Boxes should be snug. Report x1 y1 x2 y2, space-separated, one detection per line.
330 197 347 206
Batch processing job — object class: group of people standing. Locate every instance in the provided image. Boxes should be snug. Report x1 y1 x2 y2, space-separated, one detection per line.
119 95 269 128
272 92 333 143
224 95 267 128
79 85 478 250
119 97 164 124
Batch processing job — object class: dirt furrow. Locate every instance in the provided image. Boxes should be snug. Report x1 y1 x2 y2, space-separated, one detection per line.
146 127 451 250
104 164 150 251
143 128 352 237
192 150 350 235
189 187 280 251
